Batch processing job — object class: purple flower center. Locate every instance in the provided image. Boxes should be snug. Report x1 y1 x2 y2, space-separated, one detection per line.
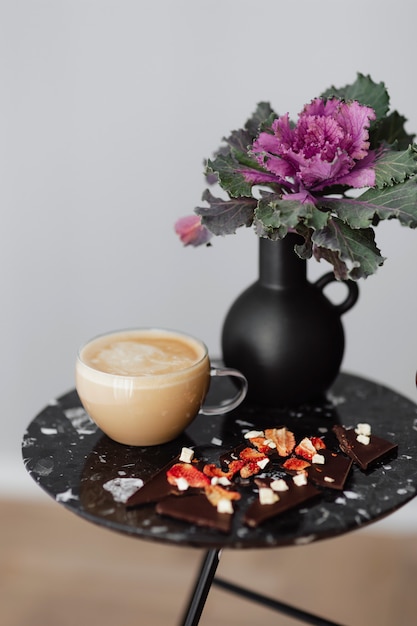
248 97 377 197
294 115 343 160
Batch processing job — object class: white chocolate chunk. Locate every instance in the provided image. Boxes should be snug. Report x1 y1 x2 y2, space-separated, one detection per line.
175 477 190 491
179 447 194 463
356 433 370 445
270 478 289 492
218 476 231 486
259 487 279 505
293 473 308 487
264 439 277 449
324 476 335 483
244 430 264 439
355 423 371 437
312 453 325 464
211 476 231 486
257 457 270 470
217 498 234 514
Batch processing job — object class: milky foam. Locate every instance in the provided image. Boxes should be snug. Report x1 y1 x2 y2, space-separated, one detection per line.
93 341 169 375
82 332 202 376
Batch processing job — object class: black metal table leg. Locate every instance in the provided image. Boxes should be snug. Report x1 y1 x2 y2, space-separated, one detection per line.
180 548 221 626
213 577 347 626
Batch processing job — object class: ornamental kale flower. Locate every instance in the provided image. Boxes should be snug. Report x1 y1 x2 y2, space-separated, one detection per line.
175 74 417 280
246 98 376 201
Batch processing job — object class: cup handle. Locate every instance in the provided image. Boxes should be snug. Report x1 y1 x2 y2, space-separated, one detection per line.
199 367 248 416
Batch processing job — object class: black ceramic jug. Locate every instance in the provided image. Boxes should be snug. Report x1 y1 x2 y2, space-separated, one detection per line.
221 234 359 406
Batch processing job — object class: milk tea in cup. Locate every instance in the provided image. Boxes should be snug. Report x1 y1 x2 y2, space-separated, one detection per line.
75 328 247 446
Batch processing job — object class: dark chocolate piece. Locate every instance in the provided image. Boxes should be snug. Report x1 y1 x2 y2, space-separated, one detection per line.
307 449 353 490
126 456 180 508
333 425 398 470
156 494 233 533
244 479 320 528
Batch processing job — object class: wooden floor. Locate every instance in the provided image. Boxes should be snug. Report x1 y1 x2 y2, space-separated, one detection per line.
1 498 417 626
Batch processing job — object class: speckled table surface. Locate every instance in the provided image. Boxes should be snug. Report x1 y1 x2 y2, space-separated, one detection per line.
22 372 417 550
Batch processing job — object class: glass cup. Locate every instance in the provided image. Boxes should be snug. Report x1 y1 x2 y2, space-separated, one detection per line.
75 328 248 446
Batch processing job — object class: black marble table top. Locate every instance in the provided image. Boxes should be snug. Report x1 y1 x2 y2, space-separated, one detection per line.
22 372 417 550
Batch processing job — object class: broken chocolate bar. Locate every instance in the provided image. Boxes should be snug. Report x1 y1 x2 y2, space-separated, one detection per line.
307 449 353 490
126 456 180 508
156 493 233 533
333 425 398 471
244 479 320 528
126 454 210 508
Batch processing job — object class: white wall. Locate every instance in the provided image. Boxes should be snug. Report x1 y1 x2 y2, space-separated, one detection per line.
2 0 417 528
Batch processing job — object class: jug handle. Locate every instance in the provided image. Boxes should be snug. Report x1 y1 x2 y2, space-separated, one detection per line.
314 272 359 315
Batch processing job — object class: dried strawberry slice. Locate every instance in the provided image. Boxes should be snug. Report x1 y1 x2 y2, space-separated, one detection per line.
228 459 246 477
204 484 241 507
167 463 210 488
265 427 295 457
239 447 267 463
295 437 318 461
248 436 275 455
203 463 232 480
237 447 268 477
240 462 263 479
311 436 326 451
282 457 311 473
